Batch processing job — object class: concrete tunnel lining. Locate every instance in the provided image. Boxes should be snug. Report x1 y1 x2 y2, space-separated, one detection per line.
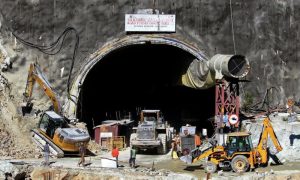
64 34 215 136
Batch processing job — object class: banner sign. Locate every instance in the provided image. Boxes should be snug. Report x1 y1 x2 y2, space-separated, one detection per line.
125 14 176 32
180 126 196 135
100 132 113 138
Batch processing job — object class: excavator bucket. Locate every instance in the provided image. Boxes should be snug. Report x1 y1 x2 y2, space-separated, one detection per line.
21 102 33 116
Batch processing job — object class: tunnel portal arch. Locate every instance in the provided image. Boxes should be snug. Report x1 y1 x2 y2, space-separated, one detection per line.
64 34 211 119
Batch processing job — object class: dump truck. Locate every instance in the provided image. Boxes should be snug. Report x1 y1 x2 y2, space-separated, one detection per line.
181 117 283 173
22 63 90 157
130 110 173 154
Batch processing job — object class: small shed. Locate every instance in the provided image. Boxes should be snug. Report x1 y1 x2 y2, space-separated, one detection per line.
94 120 133 149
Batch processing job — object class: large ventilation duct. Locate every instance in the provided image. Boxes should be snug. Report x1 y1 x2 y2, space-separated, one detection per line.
181 54 250 89
209 54 250 79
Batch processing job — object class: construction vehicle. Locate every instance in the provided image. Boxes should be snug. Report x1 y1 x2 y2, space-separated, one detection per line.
22 63 90 157
183 117 282 173
130 110 173 154
22 63 61 115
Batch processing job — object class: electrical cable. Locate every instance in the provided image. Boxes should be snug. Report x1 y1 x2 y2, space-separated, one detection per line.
11 27 79 105
229 1 248 107
1 11 78 96
229 0 236 54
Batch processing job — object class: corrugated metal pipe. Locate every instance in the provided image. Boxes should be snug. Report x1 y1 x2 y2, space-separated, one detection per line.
181 54 250 89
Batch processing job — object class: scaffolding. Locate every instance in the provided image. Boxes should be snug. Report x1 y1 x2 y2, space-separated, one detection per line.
215 79 240 132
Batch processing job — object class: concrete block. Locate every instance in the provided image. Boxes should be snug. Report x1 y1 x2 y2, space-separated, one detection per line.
101 158 117 168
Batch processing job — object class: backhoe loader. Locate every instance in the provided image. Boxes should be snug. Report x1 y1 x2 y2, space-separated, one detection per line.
183 117 283 173
22 63 90 157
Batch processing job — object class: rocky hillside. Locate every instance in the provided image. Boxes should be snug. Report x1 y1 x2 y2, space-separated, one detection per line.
0 0 299 105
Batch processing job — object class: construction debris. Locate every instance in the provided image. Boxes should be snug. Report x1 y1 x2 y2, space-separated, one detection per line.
244 113 300 162
0 127 35 159
0 76 36 159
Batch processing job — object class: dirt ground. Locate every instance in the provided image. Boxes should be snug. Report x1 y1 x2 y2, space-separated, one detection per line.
101 148 300 179
155 159 300 179
2 148 300 179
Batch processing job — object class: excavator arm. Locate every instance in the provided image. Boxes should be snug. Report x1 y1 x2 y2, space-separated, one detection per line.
256 117 283 164
23 63 61 114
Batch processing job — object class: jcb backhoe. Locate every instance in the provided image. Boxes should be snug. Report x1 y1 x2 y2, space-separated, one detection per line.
22 63 90 157
183 117 283 173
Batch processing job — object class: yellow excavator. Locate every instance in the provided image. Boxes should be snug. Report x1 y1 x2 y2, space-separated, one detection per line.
22 63 61 115
22 63 90 157
183 117 283 173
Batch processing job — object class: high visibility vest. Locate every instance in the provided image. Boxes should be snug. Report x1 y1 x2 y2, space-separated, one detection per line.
195 135 201 146
112 148 119 157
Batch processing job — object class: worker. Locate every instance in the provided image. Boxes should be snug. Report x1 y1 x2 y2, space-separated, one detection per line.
171 134 180 159
223 112 229 127
129 147 137 168
238 138 246 151
78 142 86 167
195 133 201 147
175 134 181 153
44 142 50 166
112 145 119 168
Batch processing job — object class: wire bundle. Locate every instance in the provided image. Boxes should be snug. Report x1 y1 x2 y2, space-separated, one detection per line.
12 27 79 103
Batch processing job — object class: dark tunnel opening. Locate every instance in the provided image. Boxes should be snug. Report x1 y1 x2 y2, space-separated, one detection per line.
77 44 215 138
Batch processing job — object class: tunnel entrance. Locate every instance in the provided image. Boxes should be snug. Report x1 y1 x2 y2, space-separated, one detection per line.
76 44 215 138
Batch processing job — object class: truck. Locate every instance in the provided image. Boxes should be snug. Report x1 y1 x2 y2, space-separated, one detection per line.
130 110 173 154
181 117 283 173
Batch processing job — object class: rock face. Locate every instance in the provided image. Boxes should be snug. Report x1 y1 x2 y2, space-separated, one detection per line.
244 113 300 162
0 161 32 179
0 0 299 105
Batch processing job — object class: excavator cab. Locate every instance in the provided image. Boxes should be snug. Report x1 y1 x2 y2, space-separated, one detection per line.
225 132 253 156
39 111 67 138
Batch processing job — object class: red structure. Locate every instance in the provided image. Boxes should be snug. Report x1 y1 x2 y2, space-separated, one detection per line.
94 120 133 149
215 79 240 128
94 123 119 144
